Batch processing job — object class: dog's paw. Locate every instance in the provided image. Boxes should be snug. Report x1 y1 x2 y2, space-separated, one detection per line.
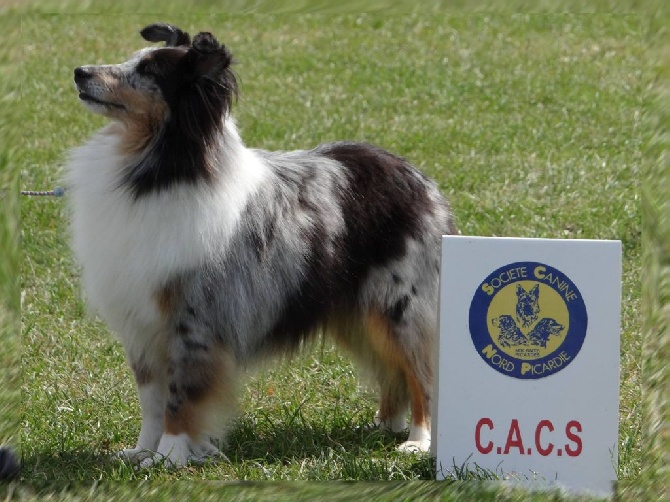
116 447 154 463
138 452 169 469
137 434 228 469
188 439 228 465
373 410 408 433
397 439 431 454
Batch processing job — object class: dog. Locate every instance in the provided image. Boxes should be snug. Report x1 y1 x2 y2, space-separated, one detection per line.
527 318 564 348
492 314 527 348
65 23 457 468
515 283 540 328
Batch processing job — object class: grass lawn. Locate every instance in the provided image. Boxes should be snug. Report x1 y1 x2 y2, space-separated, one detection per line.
2 5 663 501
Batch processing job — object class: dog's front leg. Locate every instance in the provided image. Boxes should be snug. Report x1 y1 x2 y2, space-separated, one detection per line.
139 318 232 468
118 356 167 463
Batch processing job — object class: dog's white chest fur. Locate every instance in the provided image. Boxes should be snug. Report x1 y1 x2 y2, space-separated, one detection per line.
66 123 266 336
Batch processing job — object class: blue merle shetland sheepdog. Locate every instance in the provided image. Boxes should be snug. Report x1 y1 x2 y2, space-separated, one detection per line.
66 23 457 468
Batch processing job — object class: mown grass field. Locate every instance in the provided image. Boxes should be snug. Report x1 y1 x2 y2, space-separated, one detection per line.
2 5 664 501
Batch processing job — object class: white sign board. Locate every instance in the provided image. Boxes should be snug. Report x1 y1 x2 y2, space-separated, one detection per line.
433 236 621 497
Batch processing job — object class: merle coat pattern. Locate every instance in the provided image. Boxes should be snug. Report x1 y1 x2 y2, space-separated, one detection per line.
66 23 457 467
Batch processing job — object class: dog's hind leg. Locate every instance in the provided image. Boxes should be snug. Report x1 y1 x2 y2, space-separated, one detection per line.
330 321 409 433
373 368 409 433
397 360 432 453
366 311 432 453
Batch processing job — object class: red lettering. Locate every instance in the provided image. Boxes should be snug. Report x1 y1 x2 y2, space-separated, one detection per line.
565 420 583 457
503 419 525 455
535 420 554 456
475 418 494 454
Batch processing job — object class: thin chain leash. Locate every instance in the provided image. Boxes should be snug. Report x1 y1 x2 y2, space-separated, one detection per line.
20 187 67 197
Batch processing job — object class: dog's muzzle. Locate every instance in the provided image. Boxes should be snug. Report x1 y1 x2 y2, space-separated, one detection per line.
74 67 125 110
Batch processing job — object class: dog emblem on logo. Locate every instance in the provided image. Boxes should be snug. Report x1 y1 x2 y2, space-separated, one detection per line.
469 262 588 379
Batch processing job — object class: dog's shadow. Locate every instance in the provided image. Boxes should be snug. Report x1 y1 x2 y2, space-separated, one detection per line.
224 415 399 461
19 419 433 485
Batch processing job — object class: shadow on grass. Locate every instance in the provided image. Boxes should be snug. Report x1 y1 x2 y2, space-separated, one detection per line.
14 425 576 501
226 415 398 457
18 419 435 487
19 448 141 488
224 418 436 480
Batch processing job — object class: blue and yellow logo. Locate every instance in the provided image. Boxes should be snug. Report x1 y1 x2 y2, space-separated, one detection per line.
469 262 587 379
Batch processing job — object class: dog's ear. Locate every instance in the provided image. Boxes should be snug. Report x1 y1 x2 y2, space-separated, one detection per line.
140 23 191 47
175 31 237 140
185 31 234 81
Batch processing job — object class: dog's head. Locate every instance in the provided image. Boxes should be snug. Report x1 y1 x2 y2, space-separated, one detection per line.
74 23 237 142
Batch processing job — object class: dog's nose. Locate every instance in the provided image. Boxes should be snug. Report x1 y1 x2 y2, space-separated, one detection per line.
74 67 92 82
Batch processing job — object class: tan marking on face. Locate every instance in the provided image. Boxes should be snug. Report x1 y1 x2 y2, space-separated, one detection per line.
114 86 168 156
87 70 168 155
101 122 125 136
366 312 430 428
